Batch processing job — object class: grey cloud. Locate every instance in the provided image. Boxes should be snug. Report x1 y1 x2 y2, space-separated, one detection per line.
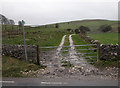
0 0 118 25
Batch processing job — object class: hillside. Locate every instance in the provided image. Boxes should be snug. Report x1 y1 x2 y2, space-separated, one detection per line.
2 19 119 78
2 19 119 46
41 19 118 33
2 25 69 46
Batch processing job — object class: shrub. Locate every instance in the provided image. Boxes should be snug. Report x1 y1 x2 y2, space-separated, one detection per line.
75 29 80 34
66 29 72 32
79 26 90 34
55 24 59 28
99 25 112 32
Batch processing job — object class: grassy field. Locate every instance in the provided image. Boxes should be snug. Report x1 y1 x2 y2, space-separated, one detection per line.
2 56 45 77
88 33 118 45
2 19 118 46
2 19 119 77
2 25 70 47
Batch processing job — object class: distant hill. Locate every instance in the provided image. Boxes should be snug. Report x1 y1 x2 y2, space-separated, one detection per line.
37 19 120 33
43 19 118 33
0 14 15 25
59 19 118 33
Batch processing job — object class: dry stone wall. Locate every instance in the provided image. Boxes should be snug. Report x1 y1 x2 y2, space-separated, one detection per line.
100 44 119 61
2 44 37 63
79 34 119 61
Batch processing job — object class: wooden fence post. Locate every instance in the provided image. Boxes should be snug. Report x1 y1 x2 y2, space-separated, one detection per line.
36 45 40 65
97 42 100 62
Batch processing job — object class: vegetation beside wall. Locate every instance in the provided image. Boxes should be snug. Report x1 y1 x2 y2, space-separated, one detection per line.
2 56 45 77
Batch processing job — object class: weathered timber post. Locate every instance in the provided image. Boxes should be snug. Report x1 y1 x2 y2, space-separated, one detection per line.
36 45 40 65
97 42 100 62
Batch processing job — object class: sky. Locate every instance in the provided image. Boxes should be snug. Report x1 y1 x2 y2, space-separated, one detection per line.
0 0 119 25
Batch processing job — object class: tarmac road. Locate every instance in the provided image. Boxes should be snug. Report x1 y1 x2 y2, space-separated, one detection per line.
2 77 118 86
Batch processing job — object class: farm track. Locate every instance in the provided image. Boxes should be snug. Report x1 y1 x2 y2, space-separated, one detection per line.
22 35 118 81
42 35 67 74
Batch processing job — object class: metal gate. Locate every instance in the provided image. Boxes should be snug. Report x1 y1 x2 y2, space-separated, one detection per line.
39 44 100 66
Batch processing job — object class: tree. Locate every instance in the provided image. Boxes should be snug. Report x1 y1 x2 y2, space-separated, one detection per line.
0 14 9 24
9 19 15 25
99 25 112 32
0 14 15 25
79 26 90 34
75 29 80 34
55 24 59 28
18 21 22 30
66 29 71 32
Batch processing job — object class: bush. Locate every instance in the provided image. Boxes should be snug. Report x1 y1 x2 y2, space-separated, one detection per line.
79 26 90 34
55 24 59 28
66 29 72 32
75 29 80 34
99 25 112 32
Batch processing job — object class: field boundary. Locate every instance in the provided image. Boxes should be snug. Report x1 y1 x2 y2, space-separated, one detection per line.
2 44 40 64
79 34 119 61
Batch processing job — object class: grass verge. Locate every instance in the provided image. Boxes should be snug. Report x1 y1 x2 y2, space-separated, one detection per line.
94 60 118 68
2 56 45 77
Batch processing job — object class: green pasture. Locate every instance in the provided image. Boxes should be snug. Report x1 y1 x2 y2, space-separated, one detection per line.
2 25 69 47
88 33 118 45
58 20 118 33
